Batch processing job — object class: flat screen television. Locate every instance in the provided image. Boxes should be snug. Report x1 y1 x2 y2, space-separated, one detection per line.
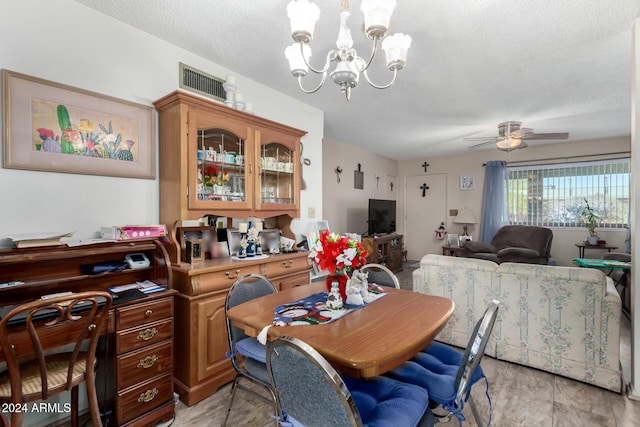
368 199 396 236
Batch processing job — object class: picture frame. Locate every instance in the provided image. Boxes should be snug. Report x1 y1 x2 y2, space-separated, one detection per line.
3 69 155 179
460 174 475 191
448 234 460 247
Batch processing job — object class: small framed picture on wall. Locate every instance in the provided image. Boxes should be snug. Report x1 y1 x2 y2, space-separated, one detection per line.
460 174 475 191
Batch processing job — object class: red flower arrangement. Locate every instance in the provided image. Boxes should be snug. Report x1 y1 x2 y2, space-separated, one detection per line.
308 230 368 275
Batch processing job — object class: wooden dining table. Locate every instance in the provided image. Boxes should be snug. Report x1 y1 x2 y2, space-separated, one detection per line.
226 281 455 378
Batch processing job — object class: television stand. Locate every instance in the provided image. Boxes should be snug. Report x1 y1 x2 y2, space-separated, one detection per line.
362 233 403 273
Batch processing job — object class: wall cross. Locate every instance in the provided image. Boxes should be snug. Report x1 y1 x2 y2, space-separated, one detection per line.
420 183 429 197
422 161 430 172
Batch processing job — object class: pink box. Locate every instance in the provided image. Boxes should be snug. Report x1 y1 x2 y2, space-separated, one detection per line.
101 225 167 240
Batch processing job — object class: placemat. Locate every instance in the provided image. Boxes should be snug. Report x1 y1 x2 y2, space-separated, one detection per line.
273 284 386 326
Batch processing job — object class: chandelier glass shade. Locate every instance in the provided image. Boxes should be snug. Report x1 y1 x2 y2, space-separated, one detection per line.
285 0 411 101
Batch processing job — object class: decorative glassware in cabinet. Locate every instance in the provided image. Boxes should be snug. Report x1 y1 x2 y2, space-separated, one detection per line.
196 128 246 203
260 143 294 204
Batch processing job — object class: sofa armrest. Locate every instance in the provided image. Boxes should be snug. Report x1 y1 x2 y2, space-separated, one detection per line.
463 241 497 253
496 247 540 258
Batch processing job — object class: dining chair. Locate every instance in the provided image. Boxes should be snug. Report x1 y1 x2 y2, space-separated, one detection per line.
0 291 112 427
358 263 400 288
224 274 279 427
267 336 433 427
386 300 500 426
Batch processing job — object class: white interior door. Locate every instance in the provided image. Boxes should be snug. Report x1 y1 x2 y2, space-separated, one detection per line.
404 174 447 262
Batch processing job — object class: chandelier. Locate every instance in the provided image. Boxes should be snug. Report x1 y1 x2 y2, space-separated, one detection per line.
284 0 412 101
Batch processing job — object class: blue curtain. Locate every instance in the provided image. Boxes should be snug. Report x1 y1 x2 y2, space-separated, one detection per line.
479 160 508 242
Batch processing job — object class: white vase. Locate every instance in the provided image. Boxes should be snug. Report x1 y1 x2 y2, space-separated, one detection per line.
587 236 598 245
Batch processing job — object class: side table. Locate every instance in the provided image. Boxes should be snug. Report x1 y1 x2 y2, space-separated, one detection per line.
575 243 618 258
442 245 469 256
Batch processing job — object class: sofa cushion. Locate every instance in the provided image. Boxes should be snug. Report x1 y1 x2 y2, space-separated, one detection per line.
463 241 497 253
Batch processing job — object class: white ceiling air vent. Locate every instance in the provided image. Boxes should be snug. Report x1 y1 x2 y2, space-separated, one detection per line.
179 63 226 102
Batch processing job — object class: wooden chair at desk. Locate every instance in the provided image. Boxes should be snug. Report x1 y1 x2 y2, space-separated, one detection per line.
0 291 112 427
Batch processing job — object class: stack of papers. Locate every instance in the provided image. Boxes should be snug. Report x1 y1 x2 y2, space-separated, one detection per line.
109 280 165 294
7 231 74 248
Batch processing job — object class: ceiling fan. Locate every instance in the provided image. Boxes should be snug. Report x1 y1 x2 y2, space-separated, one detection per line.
466 121 569 152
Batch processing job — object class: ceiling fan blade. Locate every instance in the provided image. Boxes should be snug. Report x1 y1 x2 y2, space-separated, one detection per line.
463 136 499 141
511 128 534 137
468 140 498 150
522 132 569 140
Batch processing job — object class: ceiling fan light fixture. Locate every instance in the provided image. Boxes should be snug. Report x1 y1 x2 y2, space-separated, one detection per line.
496 137 522 151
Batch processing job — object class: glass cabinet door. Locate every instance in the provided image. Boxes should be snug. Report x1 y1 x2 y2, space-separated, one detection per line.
257 130 298 212
188 110 253 211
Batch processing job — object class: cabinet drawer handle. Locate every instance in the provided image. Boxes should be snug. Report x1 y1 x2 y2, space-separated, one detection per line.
138 388 159 403
137 355 159 369
225 270 241 279
137 327 158 341
145 309 153 317
282 260 293 268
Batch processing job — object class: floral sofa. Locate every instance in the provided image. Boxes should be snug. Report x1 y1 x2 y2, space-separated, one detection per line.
413 254 622 392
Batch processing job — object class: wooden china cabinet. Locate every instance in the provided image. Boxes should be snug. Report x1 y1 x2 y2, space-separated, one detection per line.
153 91 312 405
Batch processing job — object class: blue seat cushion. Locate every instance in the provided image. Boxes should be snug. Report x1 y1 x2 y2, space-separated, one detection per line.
343 375 429 427
236 337 267 363
386 341 484 405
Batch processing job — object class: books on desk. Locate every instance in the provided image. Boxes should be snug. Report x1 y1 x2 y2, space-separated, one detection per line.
109 280 165 294
7 231 74 248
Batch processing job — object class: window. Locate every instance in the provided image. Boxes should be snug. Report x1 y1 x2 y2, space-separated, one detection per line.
507 159 630 228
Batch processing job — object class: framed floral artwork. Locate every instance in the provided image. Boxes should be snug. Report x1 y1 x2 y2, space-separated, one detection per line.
460 173 475 190
2 69 155 179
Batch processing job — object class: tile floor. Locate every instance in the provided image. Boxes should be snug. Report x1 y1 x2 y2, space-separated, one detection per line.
170 263 640 427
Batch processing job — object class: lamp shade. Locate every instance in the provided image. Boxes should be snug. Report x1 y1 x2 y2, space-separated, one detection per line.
382 33 412 70
360 0 396 39
287 0 320 42
496 137 522 151
454 208 477 225
285 42 311 76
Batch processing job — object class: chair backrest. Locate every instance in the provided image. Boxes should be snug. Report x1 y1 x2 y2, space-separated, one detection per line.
225 274 277 359
491 226 553 259
267 336 362 427
0 291 112 401
454 299 499 407
358 263 400 288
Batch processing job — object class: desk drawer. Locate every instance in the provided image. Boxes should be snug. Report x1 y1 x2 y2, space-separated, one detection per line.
194 265 263 294
117 372 173 425
116 318 173 354
263 256 311 278
117 340 173 389
116 297 173 330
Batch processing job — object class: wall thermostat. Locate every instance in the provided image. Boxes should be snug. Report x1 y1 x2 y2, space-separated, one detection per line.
185 239 204 263
125 253 150 269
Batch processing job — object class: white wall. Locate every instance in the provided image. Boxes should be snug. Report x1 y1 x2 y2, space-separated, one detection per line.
397 136 631 267
0 0 324 248
322 137 399 235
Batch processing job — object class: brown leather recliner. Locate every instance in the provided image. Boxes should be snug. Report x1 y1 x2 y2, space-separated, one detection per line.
462 225 553 264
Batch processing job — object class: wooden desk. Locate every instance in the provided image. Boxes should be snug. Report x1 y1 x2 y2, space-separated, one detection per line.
575 242 618 258
0 241 176 427
227 282 454 378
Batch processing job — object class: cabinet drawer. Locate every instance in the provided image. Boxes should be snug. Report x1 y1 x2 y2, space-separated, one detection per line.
117 318 173 354
263 256 311 278
195 265 263 294
117 372 173 425
116 297 173 330
117 340 173 390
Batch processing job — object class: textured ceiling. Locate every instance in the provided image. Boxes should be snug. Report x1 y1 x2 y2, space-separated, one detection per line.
73 0 640 160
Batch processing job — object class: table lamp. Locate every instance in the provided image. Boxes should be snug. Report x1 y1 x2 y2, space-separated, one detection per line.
454 208 477 236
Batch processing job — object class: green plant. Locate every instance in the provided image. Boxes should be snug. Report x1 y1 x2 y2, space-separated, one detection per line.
581 198 599 236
